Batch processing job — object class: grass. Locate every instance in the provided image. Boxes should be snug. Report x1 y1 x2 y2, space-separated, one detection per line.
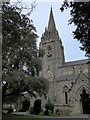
2 111 60 120
2 114 43 120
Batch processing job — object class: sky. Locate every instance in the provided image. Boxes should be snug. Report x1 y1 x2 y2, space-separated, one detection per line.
10 0 87 62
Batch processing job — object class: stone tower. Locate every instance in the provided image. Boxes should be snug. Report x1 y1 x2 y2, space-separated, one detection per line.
39 7 65 81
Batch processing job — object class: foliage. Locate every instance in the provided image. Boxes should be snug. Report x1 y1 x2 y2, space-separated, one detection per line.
33 99 41 115
29 107 35 114
2 114 43 120
19 99 30 112
3 107 13 114
60 1 90 57
44 109 49 116
45 99 54 113
2 2 48 106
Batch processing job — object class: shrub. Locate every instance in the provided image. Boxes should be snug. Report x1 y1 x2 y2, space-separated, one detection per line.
3 107 13 114
34 99 41 115
22 99 30 112
44 109 49 116
19 99 30 112
29 107 35 114
45 100 54 113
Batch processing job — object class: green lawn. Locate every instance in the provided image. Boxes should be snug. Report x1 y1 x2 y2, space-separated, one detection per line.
2 114 43 120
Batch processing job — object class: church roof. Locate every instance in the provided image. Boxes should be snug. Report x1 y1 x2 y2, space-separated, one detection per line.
59 59 89 68
57 73 88 81
58 74 76 81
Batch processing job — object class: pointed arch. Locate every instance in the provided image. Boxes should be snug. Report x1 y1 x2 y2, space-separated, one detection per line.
76 85 90 97
62 85 69 104
62 85 69 92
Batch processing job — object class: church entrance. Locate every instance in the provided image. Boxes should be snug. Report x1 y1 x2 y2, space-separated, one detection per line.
80 89 90 114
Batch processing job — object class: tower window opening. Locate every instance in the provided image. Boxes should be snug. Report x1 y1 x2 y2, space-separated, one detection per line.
48 45 51 50
65 91 68 104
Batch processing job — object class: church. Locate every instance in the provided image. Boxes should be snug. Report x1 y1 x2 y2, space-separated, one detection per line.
39 7 90 115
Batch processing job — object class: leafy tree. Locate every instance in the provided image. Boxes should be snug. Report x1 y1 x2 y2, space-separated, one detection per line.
60 1 90 57
2 2 48 107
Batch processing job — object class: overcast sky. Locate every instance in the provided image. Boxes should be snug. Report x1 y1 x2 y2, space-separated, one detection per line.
10 0 87 62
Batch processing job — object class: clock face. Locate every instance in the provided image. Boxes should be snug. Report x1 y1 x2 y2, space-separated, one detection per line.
45 70 54 82
47 51 52 57
46 45 52 57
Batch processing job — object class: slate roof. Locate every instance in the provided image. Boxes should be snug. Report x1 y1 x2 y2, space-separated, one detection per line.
57 74 77 81
59 59 90 68
57 73 88 81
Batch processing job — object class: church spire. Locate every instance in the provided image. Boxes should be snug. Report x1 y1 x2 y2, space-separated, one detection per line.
48 7 56 31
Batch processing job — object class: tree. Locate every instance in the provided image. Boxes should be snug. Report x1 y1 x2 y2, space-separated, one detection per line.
2 2 48 107
60 1 90 57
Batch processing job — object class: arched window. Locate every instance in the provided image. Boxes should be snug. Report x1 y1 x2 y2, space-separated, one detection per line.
65 91 68 104
63 85 69 104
